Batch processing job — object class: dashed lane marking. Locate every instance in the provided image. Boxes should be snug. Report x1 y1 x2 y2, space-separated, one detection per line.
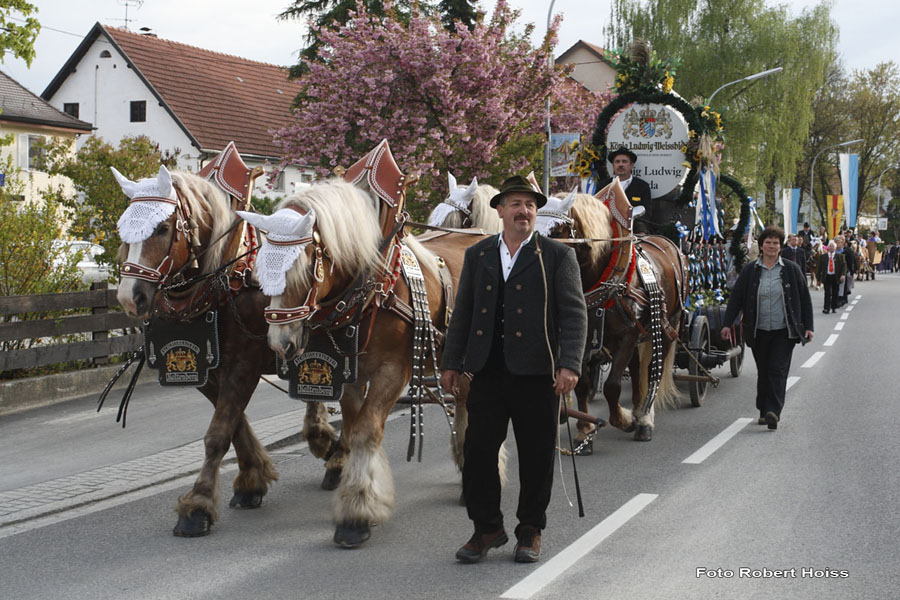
845 305 855 312
841 313 850 321
682 418 754 465
824 334 839 347
802 352 825 368
835 322 845 331
855 295 862 299
786 376 800 391
500 494 658 600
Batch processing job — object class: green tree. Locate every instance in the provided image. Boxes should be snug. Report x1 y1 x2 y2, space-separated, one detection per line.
439 0 479 32
278 0 434 74
0 0 40 67
605 0 835 207
38 136 180 271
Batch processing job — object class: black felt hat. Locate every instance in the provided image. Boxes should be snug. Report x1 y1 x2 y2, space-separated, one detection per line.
607 146 638 164
489 175 548 208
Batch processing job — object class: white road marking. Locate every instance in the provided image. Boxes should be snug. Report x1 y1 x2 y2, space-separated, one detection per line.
845 305 854 312
841 313 850 321
835 322 845 331
855 295 862 300
851 300 859 305
682 418 753 465
500 494 658 600
786 376 800 391
824 334 839 347
42 410 107 426
802 352 825 368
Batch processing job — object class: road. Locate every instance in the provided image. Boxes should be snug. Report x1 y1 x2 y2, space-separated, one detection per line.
1 274 898 600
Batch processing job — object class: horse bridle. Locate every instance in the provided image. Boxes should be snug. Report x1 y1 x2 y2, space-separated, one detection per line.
120 192 199 286
263 231 327 325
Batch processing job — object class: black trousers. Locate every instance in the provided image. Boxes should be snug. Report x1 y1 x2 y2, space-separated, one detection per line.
462 365 557 534
750 328 794 418
823 274 840 310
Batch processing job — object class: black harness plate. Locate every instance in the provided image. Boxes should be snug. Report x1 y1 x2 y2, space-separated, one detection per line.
276 325 359 401
144 311 220 386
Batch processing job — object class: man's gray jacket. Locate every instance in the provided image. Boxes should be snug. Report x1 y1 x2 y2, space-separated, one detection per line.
440 233 586 377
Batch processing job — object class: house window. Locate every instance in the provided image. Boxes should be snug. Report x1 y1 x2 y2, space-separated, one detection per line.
130 100 146 122
272 171 285 192
27 135 46 170
63 103 80 118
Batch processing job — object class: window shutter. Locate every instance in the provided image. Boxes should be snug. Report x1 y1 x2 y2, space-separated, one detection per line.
17 134 29 168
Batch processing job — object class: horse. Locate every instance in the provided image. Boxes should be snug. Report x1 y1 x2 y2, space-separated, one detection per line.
113 165 339 537
536 181 686 449
427 172 501 232
237 177 487 548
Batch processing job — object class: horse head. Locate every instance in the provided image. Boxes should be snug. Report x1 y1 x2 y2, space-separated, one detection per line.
427 172 501 232
536 187 578 238
114 165 220 318
237 180 383 359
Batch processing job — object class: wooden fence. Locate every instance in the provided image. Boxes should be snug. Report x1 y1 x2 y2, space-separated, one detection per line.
0 282 142 372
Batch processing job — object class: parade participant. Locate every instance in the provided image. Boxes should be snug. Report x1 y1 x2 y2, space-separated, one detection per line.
797 222 813 250
835 235 855 304
722 226 813 430
781 234 807 274
440 175 587 564
600 146 652 232
817 240 846 313
868 230 882 276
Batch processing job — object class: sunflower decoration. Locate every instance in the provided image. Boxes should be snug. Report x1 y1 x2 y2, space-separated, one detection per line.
603 39 681 96
568 142 601 179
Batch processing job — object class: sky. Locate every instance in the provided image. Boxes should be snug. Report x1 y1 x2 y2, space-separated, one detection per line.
1 0 898 97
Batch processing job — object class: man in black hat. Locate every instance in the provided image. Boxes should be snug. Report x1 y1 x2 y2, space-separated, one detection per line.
441 174 586 565
600 146 653 232
797 222 813 252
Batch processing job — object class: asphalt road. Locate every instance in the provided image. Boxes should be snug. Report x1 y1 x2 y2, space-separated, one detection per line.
1 274 898 600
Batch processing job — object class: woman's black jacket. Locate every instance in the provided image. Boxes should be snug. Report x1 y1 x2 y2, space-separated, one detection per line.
722 259 814 348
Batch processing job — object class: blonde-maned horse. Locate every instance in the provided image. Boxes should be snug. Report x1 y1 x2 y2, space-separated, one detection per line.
427 172 501 232
238 178 488 548
537 184 686 448
114 166 338 537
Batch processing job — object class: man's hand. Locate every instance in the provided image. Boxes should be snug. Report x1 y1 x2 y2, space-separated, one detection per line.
720 327 732 344
805 330 814 342
554 367 579 396
440 369 460 395
840 275 845 283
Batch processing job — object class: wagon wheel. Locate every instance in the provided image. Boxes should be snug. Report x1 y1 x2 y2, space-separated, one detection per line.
729 337 745 377
689 316 711 407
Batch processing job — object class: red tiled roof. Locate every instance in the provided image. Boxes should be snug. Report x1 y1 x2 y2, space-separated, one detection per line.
103 25 302 159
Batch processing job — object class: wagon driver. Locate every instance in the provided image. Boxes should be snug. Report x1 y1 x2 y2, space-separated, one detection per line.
600 146 653 233
440 174 587 564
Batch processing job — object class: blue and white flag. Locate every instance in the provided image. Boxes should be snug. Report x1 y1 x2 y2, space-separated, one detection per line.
696 168 720 240
839 153 859 227
792 188 801 233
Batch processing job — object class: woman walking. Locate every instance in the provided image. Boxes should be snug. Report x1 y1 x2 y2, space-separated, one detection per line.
721 226 814 430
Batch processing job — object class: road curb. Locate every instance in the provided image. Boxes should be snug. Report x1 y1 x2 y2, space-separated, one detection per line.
0 364 157 417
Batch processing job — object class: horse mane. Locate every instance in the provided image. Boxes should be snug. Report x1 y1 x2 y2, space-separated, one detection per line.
170 171 234 273
440 184 501 232
278 179 437 295
570 193 613 264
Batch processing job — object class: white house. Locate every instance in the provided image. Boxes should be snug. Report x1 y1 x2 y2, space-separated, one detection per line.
41 23 312 200
0 69 92 205
556 40 617 94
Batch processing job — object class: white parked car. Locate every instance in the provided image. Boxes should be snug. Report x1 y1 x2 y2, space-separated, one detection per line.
52 240 111 284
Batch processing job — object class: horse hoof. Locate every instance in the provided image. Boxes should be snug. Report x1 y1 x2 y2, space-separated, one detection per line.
575 439 593 455
633 425 653 442
333 520 371 548
229 491 263 509
321 468 342 491
173 509 212 537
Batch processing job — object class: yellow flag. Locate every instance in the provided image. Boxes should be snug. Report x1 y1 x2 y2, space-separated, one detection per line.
827 195 844 240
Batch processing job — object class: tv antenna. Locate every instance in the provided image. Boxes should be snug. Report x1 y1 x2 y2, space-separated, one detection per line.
118 0 144 30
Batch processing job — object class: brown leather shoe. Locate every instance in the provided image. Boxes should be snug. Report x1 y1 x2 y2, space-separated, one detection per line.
514 525 542 563
455 529 508 564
